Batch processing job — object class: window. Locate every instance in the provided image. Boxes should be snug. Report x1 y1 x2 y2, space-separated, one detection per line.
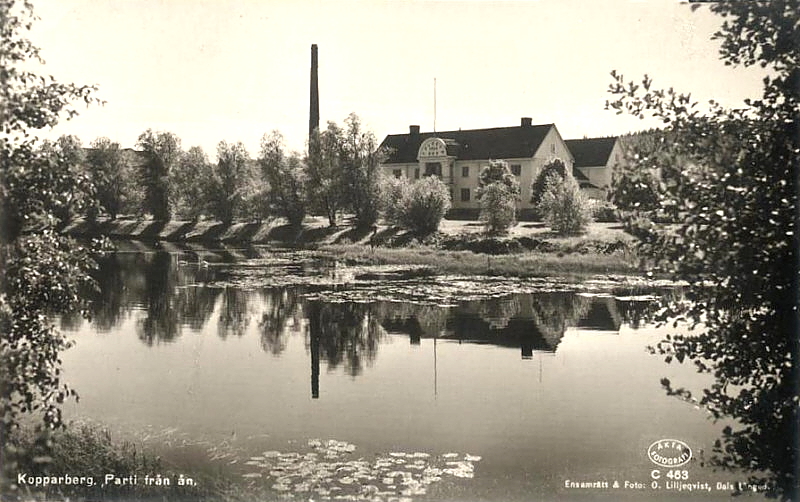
414 168 420 179
424 162 442 177
551 143 556 154
393 169 402 178
511 164 521 176
462 165 469 177
460 188 471 202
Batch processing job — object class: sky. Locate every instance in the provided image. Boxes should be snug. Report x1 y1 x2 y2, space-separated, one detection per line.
30 0 768 159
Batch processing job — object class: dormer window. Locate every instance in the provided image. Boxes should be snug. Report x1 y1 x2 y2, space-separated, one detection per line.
418 137 448 159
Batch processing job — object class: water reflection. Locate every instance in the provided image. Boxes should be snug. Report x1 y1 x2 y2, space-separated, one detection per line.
217 288 251 339
307 301 385 377
82 250 661 355
258 288 303 356
78 249 662 389
138 252 180 345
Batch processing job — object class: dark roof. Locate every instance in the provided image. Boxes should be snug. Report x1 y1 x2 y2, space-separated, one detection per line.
380 124 554 164
564 137 618 168
571 167 596 188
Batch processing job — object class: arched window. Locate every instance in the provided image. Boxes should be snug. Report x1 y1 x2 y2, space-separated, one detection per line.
418 137 447 159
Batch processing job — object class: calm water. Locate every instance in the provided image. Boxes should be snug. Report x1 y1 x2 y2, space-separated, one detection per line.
59 247 755 501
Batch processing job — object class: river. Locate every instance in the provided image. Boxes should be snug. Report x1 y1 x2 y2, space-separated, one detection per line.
57 245 759 501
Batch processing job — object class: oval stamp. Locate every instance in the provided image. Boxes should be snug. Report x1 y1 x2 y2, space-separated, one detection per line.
647 439 692 467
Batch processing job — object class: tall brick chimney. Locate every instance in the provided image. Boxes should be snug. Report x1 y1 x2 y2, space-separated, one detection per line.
309 44 319 139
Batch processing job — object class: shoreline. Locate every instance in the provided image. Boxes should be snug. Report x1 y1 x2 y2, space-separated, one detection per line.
64 217 644 278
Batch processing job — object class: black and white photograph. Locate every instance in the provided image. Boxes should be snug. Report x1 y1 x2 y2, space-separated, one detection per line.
1 1 797 501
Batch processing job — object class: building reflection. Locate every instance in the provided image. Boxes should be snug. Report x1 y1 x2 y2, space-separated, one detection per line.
374 293 631 356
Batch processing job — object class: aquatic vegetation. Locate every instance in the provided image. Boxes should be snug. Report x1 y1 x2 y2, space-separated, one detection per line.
239 439 481 500
300 274 676 307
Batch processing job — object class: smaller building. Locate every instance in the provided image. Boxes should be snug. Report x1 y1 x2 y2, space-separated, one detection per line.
564 136 623 199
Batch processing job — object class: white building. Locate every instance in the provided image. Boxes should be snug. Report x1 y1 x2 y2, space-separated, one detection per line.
378 118 575 218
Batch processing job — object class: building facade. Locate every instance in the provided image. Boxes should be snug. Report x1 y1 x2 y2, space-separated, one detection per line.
565 136 622 199
378 118 576 215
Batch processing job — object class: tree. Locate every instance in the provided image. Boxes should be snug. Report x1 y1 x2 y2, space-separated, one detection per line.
477 160 519 235
380 175 411 227
306 122 345 227
85 137 128 220
530 158 568 219
606 2 799 498
3 135 95 235
172 146 212 221
37 135 97 227
478 158 520 197
539 174 591 235
207 141 252 224
259 131 307 228
400 176 451 236
609 131 667 213
136 129 181 221
340 113 384 229
1 0 102 491
478 182 517 235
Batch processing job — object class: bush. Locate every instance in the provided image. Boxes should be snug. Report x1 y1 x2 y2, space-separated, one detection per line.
540 175 592 235
476 160 520 235
399 177 451 236
379 176 450 236
479 181 517 235
478 159 520 196
530 158 568 219
589 199 619 222
380 175 411 227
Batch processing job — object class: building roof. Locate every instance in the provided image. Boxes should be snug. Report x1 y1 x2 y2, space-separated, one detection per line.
564 137 618 168
571 167 595 188
380 123 555 164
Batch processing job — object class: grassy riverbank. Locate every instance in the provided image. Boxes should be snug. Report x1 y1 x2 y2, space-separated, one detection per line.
65 216 643 278
3 422 254 502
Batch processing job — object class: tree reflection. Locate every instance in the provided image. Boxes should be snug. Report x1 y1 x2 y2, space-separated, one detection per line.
258 288 303 355
375 302 448 344
614 299 656 330
175 286 221 331
476 295 522 330
137 252 179 345
216 287 250 339
88 253 128 331
306 301 384 377
528 292 592 348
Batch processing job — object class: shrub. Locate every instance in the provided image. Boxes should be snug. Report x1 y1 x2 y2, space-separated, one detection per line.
476 160 519 235
399 176 451 236
380 175 411 227
478 159 519 196
530 158 568 219
539 175 592 235
589 199 619 222
479 181 517 235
